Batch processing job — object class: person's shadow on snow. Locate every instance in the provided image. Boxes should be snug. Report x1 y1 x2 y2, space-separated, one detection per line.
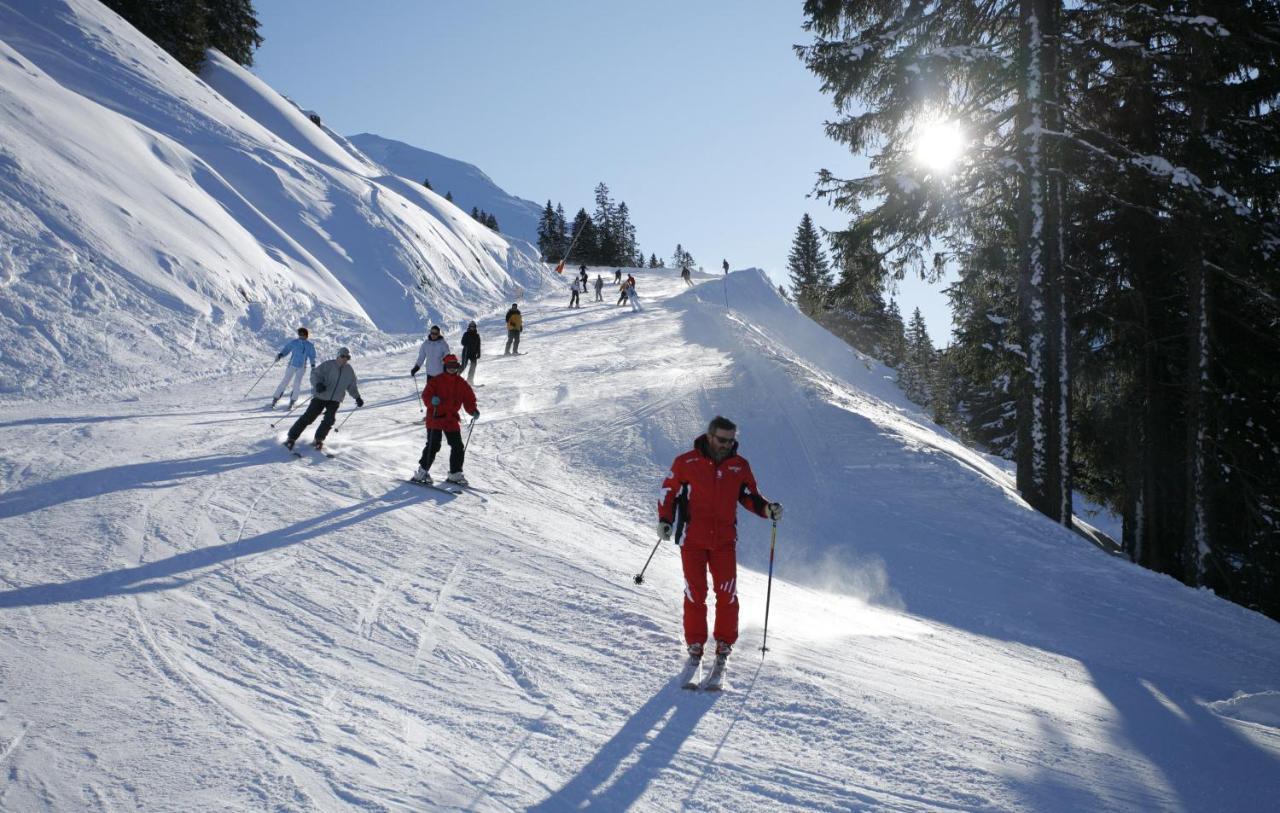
0 487 423 608
0 450 279 520
526 678 720 812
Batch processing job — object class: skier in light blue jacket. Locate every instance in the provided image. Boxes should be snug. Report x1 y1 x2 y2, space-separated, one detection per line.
272 327 316 409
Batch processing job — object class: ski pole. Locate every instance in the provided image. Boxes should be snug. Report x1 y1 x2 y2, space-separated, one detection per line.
760 518 778 654
269 398 302 428
333 406 356 434
462 414 477 453
633 534 664 585
412 373 424 413
245 358 278 398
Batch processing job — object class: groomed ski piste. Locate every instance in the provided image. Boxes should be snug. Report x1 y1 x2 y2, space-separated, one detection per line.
2 267 1279 812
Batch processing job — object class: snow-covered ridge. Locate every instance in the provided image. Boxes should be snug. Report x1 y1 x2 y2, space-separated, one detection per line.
0 0 551 400
348 132 544 246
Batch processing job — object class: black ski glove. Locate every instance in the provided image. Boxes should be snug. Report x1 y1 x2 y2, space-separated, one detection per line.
469 410 480 420
276 353 284 361
355 397 364 408
316 384 327 394
410 365 420 376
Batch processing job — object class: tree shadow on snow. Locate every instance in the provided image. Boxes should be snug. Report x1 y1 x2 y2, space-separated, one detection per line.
0 451 279 520
0 486 423 609
527 678 719 811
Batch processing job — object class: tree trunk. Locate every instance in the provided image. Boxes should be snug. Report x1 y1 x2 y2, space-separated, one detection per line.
1015 0 1068 524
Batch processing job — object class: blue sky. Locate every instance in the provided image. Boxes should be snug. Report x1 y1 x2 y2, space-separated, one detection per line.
251 0 953 345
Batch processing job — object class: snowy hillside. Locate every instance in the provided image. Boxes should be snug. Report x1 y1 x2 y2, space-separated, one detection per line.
1 266 1277 812
0 0 551 400
349 133 544 246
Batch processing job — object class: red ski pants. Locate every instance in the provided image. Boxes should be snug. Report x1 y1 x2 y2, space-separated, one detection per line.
680 543 739 646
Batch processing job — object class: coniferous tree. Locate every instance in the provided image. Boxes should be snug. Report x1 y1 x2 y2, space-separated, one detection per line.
787 214 833 317
204 0 263 66
649 253 659 268
550 204 567 260
568 210 597 264
423 178 433 191
883 299 907 370
445 191 453 203
537 201 561 261
900 308 936 404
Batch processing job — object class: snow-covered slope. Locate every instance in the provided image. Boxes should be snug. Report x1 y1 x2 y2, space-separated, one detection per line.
0 0 550 399
348 132 544 245
1 267 1276 812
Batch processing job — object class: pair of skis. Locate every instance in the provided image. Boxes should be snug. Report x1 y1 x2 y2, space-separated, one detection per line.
286 442 335 459
679 654 728 692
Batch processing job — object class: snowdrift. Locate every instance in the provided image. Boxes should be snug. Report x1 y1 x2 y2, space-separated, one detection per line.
0 0 551 399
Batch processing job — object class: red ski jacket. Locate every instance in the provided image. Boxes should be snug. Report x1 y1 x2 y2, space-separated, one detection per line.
658 435 770 549
422 372 477 431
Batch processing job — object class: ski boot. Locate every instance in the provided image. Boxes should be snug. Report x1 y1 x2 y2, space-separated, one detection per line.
687 642 704 659
271 396 280 408
283 437 295 451
312 440 324 452
446 471 469 486
288 399 297 410
411 466 432 485
714 640 732 658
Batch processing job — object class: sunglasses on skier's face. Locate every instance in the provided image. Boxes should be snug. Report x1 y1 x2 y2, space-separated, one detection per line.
710 433 736 445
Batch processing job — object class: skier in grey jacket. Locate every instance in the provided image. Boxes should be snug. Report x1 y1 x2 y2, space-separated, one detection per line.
285 347 363 451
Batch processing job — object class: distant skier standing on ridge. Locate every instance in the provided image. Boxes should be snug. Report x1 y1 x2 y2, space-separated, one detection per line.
411 325 450 380
459 321 481 384
271 326 316 409
722 259 729 274
284 347 363 452
411 354 479 486
681 266 693 287
568 278 581 309
504 304 523 354
657 416 781 662
594 274 604 302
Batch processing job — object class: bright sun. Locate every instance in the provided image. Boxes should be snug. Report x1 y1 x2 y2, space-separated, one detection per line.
914 120 966 173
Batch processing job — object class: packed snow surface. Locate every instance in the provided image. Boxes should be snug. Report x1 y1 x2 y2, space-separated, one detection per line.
2 268 1278 812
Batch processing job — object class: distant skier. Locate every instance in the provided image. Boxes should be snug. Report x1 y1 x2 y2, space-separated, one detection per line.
594 274 604 301
271 326 316 409
460 321 481 384
579 267 589 292
681 266 693 287
616 277 630 307
411 325 450 380
411 354 479 486
614 269 622 284
568 278 581 309
657 416 781 662
504 304 523 354
722 259 729 275
284 347 363 452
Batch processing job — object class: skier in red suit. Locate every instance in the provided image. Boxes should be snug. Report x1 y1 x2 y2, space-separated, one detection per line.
411 354 478 486
657 416 782 659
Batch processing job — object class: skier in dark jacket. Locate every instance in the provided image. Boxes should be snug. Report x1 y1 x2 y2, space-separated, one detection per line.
285 347 363 452
460 321 481 384
594 274 604 301
657 416 781 660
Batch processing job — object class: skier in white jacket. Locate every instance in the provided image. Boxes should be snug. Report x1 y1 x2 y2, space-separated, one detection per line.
410 325 451 380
